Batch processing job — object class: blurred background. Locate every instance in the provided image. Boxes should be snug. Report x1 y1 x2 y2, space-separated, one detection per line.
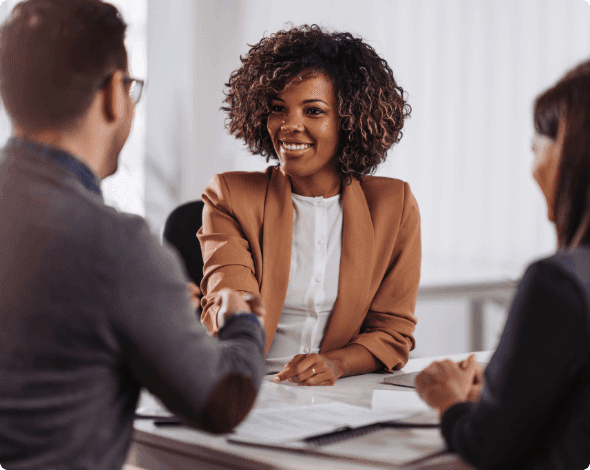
1 0 589 357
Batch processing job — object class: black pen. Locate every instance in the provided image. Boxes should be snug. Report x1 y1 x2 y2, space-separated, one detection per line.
134 413 185 426
153 419 185 427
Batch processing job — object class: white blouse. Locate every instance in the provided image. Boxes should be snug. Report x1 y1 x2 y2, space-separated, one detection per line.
265 193 343 373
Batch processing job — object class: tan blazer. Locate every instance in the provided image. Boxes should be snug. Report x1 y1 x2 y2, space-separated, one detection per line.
198 166 421 371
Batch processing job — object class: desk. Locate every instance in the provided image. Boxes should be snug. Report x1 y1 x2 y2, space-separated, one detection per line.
125 352 491 470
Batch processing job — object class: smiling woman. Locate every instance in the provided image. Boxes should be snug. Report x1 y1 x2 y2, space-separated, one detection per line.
198 24 421 386
267 73 341 197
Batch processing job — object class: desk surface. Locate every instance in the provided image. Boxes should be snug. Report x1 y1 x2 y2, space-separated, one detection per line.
126 351 491 470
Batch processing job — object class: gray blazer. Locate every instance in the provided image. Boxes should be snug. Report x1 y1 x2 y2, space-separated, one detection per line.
0 140 266 470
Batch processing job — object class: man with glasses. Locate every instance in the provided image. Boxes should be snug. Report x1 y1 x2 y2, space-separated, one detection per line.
0 1 266 469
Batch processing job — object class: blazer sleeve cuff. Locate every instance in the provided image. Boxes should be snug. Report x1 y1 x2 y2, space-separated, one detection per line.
348 331 410 372
441 401 473 451
218 313 266 352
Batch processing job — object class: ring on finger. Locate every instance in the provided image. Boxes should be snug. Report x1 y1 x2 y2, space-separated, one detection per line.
311 367 316 375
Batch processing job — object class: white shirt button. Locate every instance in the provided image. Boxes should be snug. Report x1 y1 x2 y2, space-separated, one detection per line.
315 274 321 282
317 201 322 207
318 236 325 245
303 346 310 353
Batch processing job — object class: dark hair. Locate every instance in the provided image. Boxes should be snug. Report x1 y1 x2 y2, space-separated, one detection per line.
223 24 411 182
0 0 127 130
534 60 590 248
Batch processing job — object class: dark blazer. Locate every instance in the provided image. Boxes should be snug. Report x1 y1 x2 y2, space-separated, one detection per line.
442 248 590 470
198 165 422 371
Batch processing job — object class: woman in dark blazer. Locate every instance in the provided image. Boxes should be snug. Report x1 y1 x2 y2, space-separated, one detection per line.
198 25 421 386
415 60 590 470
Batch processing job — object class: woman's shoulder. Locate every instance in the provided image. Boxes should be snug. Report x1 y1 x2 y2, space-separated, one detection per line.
359 175 408 193
215 167 274 190
358 175 418 213
205 167 275 199
518 250 590 336
202 168 276 215
537 247 590 288
521 248 590 317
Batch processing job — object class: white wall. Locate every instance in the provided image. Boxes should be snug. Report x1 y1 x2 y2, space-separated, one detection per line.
2 0 588 357
103 0 147 216
146 0 590 284
412 298 471 358
142 0 590 357
3 2 589 277
145 0 264 230
155 0 590 357
144 0 197 229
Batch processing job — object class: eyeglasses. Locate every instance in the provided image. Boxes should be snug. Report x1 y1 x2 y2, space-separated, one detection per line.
124 76 145 105
97 74 145 105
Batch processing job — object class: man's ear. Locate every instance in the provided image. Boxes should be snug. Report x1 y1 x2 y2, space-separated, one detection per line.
102 70 127 123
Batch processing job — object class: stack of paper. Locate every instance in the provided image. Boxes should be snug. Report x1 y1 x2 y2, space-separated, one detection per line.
228 388 446 466
230 401 414 444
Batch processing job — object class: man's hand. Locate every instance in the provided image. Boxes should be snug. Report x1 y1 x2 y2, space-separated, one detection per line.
215 288 265 329
273 353 341 386
415 354 480 417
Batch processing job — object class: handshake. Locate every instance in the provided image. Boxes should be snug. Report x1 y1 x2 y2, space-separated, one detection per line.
187 283 264 328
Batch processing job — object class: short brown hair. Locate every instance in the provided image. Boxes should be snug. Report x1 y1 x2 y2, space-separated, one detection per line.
0 0 127 130
223 24 411 182
534 60 590 248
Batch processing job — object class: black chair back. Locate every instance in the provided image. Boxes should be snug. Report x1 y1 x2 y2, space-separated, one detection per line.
163 200 205 286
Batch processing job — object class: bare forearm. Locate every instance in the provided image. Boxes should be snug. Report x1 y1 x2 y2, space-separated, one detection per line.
324 344 383 378
273 344 384 386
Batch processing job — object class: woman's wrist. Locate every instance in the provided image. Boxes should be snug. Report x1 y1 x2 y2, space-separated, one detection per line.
322 351 345 380
323 344 382 379
214 289 264 329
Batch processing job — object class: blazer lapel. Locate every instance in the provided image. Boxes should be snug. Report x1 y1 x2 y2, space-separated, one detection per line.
320 179 374 353
260 167 293 354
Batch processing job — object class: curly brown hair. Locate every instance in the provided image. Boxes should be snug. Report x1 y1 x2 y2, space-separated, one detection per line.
222 24 411 181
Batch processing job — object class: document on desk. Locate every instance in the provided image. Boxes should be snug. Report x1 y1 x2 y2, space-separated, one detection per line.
135 389 174 419
371 389 430 413
231 401 413 445
228 392 446 466
371 389 440 426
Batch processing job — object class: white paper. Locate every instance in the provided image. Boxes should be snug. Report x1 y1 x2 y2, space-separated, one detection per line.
135 390 174 418
231 401 413 444
371 389 431 414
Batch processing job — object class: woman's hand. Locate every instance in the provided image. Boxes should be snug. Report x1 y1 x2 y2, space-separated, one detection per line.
215 288 265 329
273 353 342 386
415 354 480 417
458 355 484 402
187 282 202 311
